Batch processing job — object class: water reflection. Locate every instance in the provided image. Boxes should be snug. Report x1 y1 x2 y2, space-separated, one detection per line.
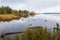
0 14 60 35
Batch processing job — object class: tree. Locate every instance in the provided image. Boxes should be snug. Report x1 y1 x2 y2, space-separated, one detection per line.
5 6 12 14
1 6 5 14
29 11 35 16
3 9 8 14
18 10 23 16
0 7 2 14
23 10 29 18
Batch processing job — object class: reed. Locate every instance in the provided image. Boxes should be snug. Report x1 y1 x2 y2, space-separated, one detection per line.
0 14 20 21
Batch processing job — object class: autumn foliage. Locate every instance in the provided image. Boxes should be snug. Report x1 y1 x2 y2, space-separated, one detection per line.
29 11 35 16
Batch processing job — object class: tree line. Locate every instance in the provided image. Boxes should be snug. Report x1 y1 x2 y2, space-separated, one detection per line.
0 6 35 18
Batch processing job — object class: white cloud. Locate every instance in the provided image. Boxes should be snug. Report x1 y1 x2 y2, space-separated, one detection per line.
0 0 60 13
9 4 27 10
40 6 60 13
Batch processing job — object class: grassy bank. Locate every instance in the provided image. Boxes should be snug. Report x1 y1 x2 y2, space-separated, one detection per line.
1 25 60 40
21 26 60 40
0 14 20 22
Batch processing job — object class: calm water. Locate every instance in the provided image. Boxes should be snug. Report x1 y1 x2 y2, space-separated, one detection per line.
0 14 60 35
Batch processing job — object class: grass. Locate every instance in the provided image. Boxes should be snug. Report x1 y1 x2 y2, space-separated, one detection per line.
21 26 60 40
0 14 20 22
1 26 60 40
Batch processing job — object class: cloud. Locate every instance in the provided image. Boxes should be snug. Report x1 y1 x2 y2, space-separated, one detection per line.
1 0 25 4
25 0 60 13
9 4 27 10
0 0 60 13
40 6 60 13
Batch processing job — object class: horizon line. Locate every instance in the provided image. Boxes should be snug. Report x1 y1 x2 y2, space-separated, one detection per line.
37 13 60 14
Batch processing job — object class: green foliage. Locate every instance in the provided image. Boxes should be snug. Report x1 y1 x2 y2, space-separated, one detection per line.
0 6 35 18
5 6 12 14
1 6 5 14
0 6 36 21
23 10 29 18
0 7 2 13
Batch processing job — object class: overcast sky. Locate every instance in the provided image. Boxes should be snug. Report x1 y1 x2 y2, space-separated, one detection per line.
0 0 60 13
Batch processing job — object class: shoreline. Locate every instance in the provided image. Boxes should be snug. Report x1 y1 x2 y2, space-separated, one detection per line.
0 14 20 22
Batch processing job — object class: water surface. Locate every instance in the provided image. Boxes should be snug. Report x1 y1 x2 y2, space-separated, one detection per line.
0 13 60 35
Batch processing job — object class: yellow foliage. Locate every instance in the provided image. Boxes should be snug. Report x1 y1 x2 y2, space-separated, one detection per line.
29 11 35 16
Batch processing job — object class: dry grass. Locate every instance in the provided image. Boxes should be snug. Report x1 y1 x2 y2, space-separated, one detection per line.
0 14 20 21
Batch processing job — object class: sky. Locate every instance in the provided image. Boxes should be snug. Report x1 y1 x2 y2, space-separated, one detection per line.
0 0 60 13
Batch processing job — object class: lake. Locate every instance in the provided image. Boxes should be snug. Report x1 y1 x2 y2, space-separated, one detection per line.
0 13 60 35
